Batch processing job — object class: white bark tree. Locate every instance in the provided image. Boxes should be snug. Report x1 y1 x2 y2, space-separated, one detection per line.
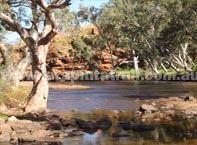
132 50 139 71
0 42 31 86
0 0 71 113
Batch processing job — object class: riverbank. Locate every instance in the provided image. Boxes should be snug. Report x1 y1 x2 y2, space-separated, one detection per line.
1 97 197 145
19 81 92 90
1 95 197 144
0 111 83 144
133 95 197 121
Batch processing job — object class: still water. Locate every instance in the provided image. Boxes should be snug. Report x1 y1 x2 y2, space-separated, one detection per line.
48 81 197 111
47 81 197 145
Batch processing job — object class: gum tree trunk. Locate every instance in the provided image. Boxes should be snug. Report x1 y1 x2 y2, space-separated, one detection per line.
25 44 49 112
0 43 31 86
0 0 71 113
132 50 139 71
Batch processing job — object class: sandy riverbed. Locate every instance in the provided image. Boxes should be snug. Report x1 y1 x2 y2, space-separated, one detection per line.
143 95 197 112
19 81 91 90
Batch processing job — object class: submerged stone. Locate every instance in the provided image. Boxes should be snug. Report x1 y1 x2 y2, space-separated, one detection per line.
96 118 112 130
139 104 158 113
131 125 155 132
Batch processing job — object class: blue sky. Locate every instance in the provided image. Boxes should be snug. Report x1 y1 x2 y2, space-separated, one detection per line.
5 0 109 43
69 0 109 11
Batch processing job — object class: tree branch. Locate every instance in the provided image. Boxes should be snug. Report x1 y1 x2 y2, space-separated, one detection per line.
51 0 61 4
31 1 39 31
31 0 48 11
0 13 21 33
38 29 58 45
37 1 70 45
30 0 71 44
48 0 71 9
39 12 57 44
0 13 34 45
32 0 71 11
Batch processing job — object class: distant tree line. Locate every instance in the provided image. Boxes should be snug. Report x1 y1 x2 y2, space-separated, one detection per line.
58 0 197 73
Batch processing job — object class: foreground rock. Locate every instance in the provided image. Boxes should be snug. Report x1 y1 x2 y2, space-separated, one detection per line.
0 111 114 144
182 107 197 116
138 103 176 121
0 104 7 112
76 118 112 134
0 123 12 142
135 96 197 122
0 112 82 144
184 95 195 101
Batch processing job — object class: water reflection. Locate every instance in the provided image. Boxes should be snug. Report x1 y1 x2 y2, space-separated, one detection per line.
64 111 197 145
83 129 104 145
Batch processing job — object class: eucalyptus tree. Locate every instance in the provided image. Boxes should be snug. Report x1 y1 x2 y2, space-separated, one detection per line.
78 6 123 70
69 37 93 70
137 0 197 72
159 0 197 72
0 41 31 86
99 0 197 73
0 0 71 112
82 34 107 71
102 0 173 73
55 8 79 33
79 0 167 73
99 0 141 71
0 26 31 86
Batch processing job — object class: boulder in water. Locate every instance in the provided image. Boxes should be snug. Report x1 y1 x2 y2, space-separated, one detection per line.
139 104 158 113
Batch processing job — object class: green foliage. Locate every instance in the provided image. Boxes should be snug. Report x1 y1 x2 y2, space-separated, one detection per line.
77 0 197 72
55 8 79 32
0 0 32 30
71 39 86 51
78 5 125 69
70 37 93 63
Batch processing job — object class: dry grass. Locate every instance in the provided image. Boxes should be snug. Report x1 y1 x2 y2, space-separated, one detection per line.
0 81 90 107
0 80 30 107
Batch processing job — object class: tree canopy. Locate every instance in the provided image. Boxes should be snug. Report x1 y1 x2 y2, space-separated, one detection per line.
78 0 197 72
